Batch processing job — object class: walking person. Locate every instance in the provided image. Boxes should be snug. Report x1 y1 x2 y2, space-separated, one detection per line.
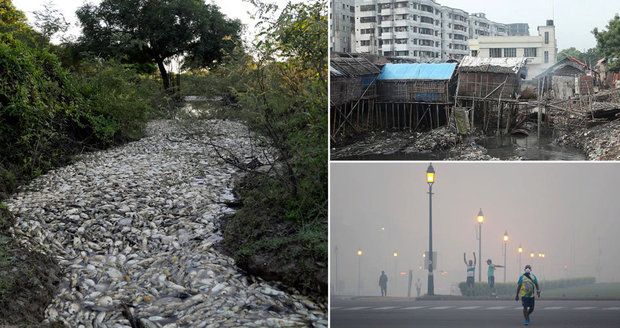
463 252 476 296
415 278 422 297
487 259 504 296
515 265 541 326
379 271 388 296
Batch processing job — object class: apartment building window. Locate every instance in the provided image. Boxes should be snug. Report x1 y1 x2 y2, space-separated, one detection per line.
383 39 393 45
360 5 375 11
524 47 537 57
453 34 466 41
420 4 434 13
395 14 408 20
413 39 418 45
396 51 409 56
490 48 502 58
472 50 479 57
504 48 517 57
395 26 408 32
350 6 354 13
360 28 375 35
360 16 376 23
384 51 393 56
395 2 408 8
360 40 371 46
381 27 392 33
379 3 391 9
419 27 433 35
420 16 434 24
545 32 549 44
544 51 549 63
420 39 433 47
395 38 408 44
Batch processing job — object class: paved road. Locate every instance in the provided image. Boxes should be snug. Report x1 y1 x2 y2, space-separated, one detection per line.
331 298 620 327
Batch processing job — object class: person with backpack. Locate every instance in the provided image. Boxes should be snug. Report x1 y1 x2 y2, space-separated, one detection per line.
463 252 476 295
515 265 541 326
379 271 388 296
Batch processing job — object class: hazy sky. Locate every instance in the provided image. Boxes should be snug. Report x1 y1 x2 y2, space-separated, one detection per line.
331 163 620 296
439 0 618 50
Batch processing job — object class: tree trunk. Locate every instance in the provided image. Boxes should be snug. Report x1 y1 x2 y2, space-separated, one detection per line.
156 59 170 91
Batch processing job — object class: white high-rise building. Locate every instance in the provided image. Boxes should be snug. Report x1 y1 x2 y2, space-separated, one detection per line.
441 5 470 60
351 0 509 60
468 20 558 79
330 0 355 53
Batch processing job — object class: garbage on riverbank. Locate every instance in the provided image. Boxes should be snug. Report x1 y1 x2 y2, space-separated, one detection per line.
556 118 620 160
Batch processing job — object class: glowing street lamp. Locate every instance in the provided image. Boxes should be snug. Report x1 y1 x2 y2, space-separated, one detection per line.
503 231 509 282
425 164 436 295
475 208 484 282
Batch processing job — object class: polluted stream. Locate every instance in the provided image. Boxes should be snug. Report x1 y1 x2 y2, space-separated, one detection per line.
5 119 326 327
332 128 586 161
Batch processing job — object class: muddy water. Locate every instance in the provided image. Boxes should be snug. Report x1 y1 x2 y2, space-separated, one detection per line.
479 133 586 160
334 132 586 161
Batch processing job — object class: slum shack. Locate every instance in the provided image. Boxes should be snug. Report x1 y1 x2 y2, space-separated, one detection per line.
329 56 380 106
456 56 527 101
534 56 594 99
376 63 457 104
330 56 380 138
455 57 528 135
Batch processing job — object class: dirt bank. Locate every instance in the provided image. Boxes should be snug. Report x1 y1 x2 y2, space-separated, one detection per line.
556 119 620 160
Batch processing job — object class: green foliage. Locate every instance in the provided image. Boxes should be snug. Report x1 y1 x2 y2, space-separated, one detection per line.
594 14 620 70
557 47 602 66
76 0 242 90
70 61 161 146
458 277 597 297
215 0 327 298
0 1 164 198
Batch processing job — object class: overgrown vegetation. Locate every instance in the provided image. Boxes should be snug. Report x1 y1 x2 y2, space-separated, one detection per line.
458 277 597 297
0 0 165 198
184 0 329 299
594 14 620 70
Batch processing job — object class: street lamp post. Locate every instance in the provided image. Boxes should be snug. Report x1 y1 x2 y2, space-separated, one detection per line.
518 245 523 277
503 231 509 283
393 251 399 295
426 164 435 296
476 209 484 283
357 249 363 296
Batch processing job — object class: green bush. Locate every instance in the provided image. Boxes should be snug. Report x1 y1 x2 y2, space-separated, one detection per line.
0 0 165 198
70 60 162 146
458 277 597 297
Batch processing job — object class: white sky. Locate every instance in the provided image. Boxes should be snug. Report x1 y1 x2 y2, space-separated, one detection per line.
12 0 299 43
439 0 620 50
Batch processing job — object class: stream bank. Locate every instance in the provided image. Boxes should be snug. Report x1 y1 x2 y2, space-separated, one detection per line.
4 119 326 327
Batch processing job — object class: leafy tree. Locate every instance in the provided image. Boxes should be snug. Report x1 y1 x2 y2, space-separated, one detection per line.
557 47 601 67
32 0 69 42
76 0 241 90
593 14 620 69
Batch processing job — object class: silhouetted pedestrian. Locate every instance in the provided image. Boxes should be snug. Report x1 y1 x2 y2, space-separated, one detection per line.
379 271 388 296
415 278 422 297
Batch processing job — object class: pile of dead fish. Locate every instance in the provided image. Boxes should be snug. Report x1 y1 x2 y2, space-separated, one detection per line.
5 120 327 328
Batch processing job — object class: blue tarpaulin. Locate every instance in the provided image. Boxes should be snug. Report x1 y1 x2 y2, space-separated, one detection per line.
378 63 457 81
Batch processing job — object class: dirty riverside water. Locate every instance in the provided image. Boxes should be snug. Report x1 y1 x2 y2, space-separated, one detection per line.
332 128 586 161
5 120 327 327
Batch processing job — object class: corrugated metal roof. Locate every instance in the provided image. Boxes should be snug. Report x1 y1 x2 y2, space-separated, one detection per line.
330 57 380 77
378 63 457 80
459 56 527 74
